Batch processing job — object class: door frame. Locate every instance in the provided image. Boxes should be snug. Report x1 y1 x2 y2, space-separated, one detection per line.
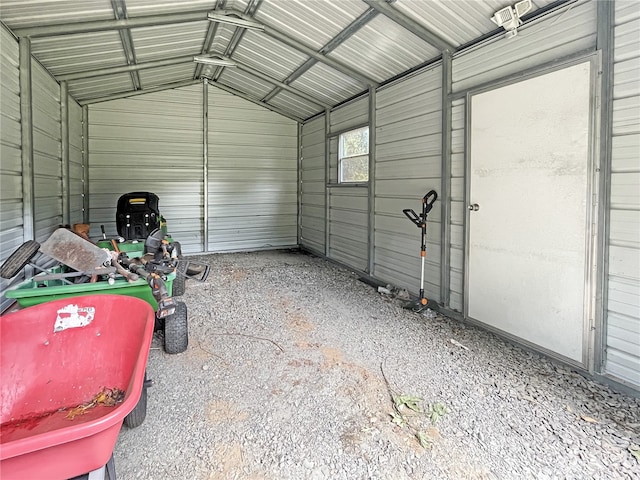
462 53 602 370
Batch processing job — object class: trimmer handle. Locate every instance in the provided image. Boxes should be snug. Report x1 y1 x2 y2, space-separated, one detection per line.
403 209 422 227
422 190 438 215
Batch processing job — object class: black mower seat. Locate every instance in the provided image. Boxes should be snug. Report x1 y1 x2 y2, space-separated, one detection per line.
116 192 161 241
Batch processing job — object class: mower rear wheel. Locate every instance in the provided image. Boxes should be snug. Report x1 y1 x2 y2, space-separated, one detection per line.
172 261 187 296
0 240 40 279
164 301 188 354
123 383 147 428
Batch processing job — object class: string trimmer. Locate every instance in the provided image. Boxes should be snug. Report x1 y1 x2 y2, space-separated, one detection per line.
402 189 438 311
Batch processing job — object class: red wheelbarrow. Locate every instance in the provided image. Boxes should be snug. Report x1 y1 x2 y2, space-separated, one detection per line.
0 295 155 480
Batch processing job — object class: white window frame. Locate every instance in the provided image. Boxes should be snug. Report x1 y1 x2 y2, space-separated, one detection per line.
338 126 369 184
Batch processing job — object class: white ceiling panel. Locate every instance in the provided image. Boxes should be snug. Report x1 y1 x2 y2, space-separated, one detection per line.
231 29 309 81
131 22 208 62
268 89 321 120
217 67 275 99
0 0 572 116
0 0 113 28
291 62 363 106
68 73 133 102
329 15 439 83
255 0 368 51
125 0 219 16
209 23 236 54
31 31 127 77
394 0 558 48
139 63 196 88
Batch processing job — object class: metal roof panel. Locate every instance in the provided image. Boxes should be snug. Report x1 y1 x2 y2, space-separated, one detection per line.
31 31 127 76
0 0 113 28
329 15 439 82
394 0 558 48
131 22 208 62
268 90 321 119
255 0 368 50
231 30 308 81
139 63 196 88
217 67 275 98
68 73 133 102
125 0 236 16
291 62 363 106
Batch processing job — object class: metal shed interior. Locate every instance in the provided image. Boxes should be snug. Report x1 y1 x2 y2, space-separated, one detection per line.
0 0 638 394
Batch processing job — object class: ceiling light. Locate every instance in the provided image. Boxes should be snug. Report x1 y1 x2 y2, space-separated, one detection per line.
207 11 265 31
491 0 532 38
193 55 237 67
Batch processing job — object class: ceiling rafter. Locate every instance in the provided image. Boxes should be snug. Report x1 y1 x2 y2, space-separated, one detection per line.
209 9 377 87
228 57 331 108
194 0 227 80
56 55 195 81
360 0 455 52
211 0 263 82
262 7 380 104
110 0 141 91
57 52 330 109
78 79 201 106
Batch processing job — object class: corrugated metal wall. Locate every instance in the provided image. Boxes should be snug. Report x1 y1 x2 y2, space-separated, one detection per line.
374 66 442 299
605 1 640 388
68 98 84 225
0 26 23 310
32 60 62 243
328 97 369 272
452 0 597 93
88 85 204 252
300 115 326 254
207 88 298 252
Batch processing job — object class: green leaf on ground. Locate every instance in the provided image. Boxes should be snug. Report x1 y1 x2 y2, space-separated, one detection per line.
428 402 449 424
394 394 423 413
416 431 433 449
390 411 406 427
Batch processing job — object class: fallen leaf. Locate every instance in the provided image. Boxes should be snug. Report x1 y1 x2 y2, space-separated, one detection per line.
580 415 599 424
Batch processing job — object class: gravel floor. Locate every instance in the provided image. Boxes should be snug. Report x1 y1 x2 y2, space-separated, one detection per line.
114 250 640 480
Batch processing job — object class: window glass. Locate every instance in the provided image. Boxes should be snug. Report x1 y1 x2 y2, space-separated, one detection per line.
339 127 369 183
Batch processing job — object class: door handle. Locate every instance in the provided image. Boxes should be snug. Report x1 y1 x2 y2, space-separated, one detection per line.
468 203 480 211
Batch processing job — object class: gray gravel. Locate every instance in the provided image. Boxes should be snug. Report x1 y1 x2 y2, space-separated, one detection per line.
114 250 640 480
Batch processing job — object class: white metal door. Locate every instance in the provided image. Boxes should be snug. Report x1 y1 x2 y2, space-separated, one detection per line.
468 62 593 364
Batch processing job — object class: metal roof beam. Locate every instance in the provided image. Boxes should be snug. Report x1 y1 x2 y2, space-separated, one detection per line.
194 0 227 80
207 80 303 122
110 0 141 90
13 10 210 38
211 0 263 82
262 7 379 103
229 57 331 108
57 55 194 81
210 9 377 87
360 0 455 52
78 79 201 105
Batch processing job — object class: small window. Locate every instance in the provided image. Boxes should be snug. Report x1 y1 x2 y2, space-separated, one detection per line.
338 126 369 183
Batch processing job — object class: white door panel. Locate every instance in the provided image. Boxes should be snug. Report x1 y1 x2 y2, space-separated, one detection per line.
468 62 592 363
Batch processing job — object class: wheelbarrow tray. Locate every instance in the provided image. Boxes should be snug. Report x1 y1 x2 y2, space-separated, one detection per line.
0 295 155 480
5 269 176 309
